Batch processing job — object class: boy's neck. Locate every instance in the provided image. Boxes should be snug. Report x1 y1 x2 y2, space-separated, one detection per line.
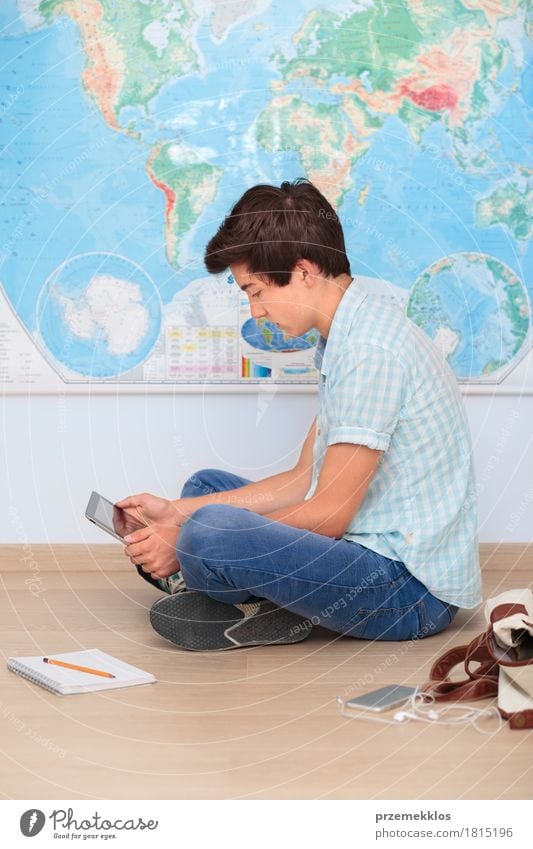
316 273 354 338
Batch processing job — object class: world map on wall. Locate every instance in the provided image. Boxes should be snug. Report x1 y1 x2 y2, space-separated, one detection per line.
0 0 531 385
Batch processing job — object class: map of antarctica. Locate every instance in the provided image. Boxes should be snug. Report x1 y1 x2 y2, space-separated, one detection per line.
0 0 531 387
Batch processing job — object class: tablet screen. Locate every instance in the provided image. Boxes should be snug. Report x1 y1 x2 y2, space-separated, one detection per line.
88 492 147 540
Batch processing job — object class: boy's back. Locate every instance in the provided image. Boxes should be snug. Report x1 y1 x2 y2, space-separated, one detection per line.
308 283 481 609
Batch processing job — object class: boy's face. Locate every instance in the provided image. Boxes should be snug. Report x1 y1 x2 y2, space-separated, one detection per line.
230 261 316 338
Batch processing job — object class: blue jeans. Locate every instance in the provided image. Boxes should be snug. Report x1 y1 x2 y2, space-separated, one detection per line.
177 469 459 641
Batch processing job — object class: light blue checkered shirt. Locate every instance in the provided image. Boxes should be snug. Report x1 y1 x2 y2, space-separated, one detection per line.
306 282 482 609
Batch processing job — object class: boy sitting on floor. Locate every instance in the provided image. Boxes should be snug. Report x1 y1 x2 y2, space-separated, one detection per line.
117 179 481 651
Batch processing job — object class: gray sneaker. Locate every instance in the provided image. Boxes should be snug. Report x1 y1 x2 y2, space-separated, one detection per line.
149 591 313 651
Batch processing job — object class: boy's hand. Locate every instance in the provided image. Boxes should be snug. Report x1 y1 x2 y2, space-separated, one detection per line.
124 524 181 580
116 493 180 526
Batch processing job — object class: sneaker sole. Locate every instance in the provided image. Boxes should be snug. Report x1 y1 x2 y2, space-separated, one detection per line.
149 592 313 651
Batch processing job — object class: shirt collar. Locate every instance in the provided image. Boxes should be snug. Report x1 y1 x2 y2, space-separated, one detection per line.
316 281 367 376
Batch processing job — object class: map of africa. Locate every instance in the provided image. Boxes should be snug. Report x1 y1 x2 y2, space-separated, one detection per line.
0 0 531 386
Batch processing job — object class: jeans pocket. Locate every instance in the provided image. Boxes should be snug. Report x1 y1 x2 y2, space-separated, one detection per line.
341 600 427 641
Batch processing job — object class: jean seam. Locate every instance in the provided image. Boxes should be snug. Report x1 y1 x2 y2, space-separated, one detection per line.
186 476 216 495
417 598 429 634
204 565 386 592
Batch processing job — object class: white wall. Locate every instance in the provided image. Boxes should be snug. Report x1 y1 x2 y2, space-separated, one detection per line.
1 392 532 544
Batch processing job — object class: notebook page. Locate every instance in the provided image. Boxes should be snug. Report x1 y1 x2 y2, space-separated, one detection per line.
8 649 155 694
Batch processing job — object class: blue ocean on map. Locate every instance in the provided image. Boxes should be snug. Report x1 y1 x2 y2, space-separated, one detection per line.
0 19 174 327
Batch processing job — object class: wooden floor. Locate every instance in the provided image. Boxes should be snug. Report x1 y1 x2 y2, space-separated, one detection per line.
1 543 532 800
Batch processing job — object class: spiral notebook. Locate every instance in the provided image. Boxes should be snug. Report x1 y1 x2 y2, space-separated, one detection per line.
7 649 156 696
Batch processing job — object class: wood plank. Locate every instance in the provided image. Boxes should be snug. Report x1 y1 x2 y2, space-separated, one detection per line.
1 542 532 572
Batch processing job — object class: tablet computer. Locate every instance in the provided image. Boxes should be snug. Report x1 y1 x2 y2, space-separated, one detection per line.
85 491 147 542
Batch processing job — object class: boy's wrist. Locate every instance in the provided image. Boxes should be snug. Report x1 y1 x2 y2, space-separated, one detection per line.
169 497 194 525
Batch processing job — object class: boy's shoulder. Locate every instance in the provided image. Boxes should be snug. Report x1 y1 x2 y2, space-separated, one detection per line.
333 285 414 358
325 283 456 390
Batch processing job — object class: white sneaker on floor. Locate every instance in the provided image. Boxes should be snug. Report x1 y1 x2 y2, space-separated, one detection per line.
136 565 186 594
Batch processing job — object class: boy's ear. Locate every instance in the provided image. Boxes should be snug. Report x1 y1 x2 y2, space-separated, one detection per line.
294 259 321 284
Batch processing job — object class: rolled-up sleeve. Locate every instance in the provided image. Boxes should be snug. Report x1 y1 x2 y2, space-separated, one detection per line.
325 344 407 452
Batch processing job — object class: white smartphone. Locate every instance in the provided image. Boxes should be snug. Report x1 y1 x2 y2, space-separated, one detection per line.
345 684 417 713
85 491 147 542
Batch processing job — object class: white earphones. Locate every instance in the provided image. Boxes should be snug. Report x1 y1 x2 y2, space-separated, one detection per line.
337 689 502 736
393 706 439 722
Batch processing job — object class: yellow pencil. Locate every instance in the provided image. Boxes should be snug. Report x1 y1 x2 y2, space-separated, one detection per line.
43 658 116 679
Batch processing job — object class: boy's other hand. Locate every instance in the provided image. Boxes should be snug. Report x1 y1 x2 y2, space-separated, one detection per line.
115 492 179 526
123 523 181 579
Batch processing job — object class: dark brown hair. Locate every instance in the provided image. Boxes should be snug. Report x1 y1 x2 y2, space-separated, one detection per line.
204 178 351 285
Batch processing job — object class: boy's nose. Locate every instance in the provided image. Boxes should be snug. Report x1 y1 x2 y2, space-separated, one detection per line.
250 302 267 319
